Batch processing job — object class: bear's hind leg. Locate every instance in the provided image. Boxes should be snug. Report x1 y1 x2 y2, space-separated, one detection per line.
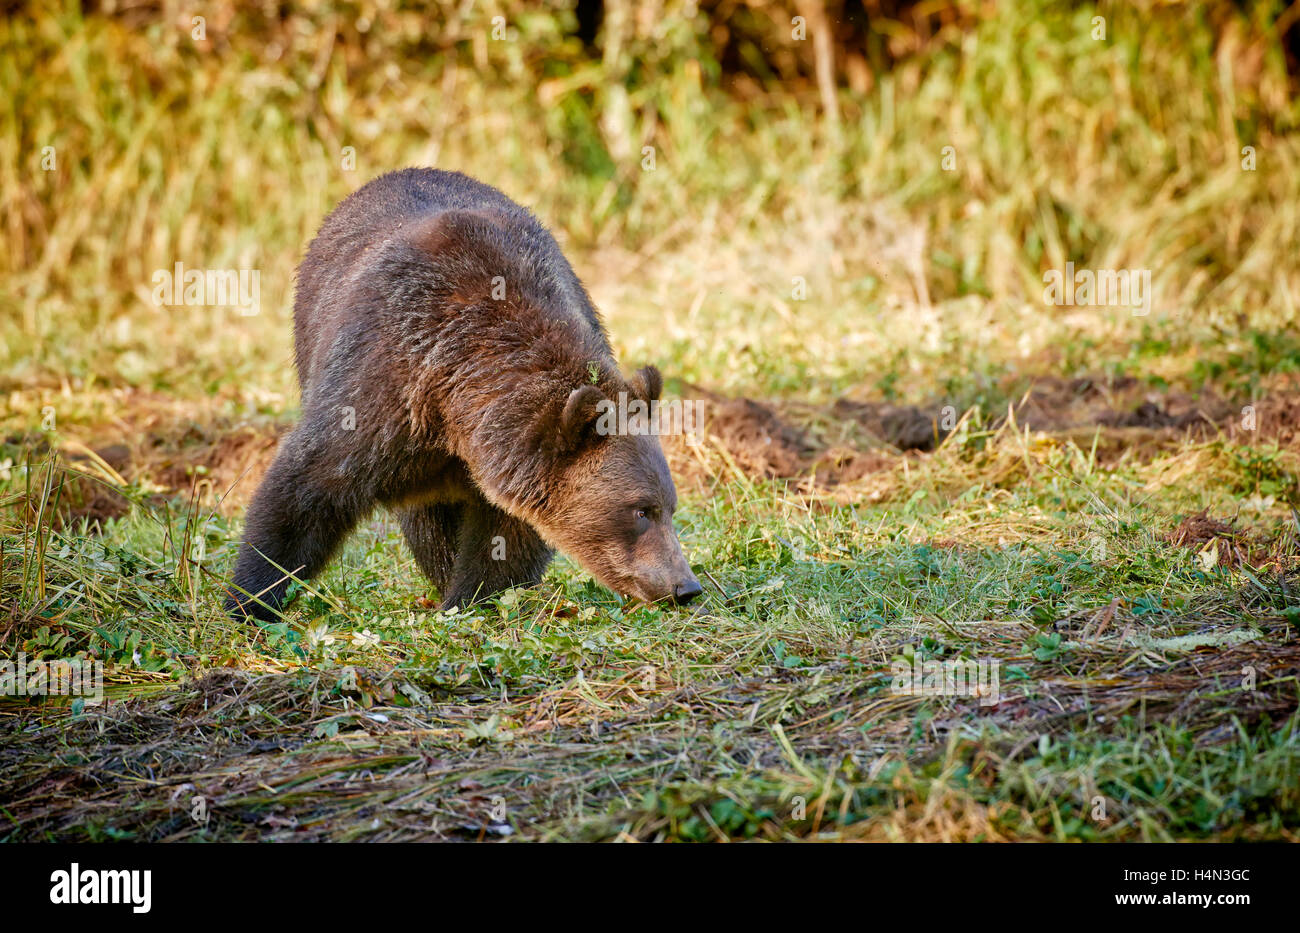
397 502 463 595
441 499 554 608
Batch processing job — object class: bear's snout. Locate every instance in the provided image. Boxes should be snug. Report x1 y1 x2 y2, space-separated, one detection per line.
632 543 702 607
630 566 702 606
672 575 703 605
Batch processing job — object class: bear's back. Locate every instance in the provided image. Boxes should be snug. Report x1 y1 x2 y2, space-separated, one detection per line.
293 169 603 391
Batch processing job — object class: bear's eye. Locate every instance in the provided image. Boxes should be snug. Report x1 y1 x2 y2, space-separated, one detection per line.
632 507 654 531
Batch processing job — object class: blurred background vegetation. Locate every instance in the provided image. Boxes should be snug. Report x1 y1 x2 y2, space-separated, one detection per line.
2 0 1298 408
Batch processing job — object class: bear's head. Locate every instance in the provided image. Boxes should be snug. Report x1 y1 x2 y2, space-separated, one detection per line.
406 209 703 605
530 364 703 606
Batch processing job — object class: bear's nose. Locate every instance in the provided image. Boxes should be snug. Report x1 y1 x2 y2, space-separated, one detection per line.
673 578 703 604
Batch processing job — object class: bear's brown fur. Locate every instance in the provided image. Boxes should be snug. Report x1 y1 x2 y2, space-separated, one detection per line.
226 168 701 621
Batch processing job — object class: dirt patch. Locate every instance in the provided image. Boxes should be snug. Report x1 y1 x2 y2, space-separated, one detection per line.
665 374 1300 493
986 374 1300 470
1 441 131 532
813 446 898 485
1226 388 1300 445
56 474 132 532
1097 400 1204 429
1003 375 1234 435
61 477 132 530
1001 373 1300 449
662 390 909 491
706 397 817 478
1163 511 1248 565
1161 509 1296 570
149 422 286 508
26 424 286 531
12 374 1300 523
831 399 951 451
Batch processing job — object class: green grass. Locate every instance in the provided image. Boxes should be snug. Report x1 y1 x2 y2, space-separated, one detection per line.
2 0 1299 841
4 416 1298 840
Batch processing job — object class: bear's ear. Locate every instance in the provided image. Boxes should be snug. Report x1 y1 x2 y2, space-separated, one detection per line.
628 365 662 404
558 384 607 450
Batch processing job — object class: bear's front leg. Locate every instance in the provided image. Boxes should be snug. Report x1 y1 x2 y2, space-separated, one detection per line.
226 434 370 622
441 497 554 608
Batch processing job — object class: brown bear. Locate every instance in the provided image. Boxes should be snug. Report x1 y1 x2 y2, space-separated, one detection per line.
226 168 702 622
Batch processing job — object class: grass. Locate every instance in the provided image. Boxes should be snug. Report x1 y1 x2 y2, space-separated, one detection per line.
2 0 1299 841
